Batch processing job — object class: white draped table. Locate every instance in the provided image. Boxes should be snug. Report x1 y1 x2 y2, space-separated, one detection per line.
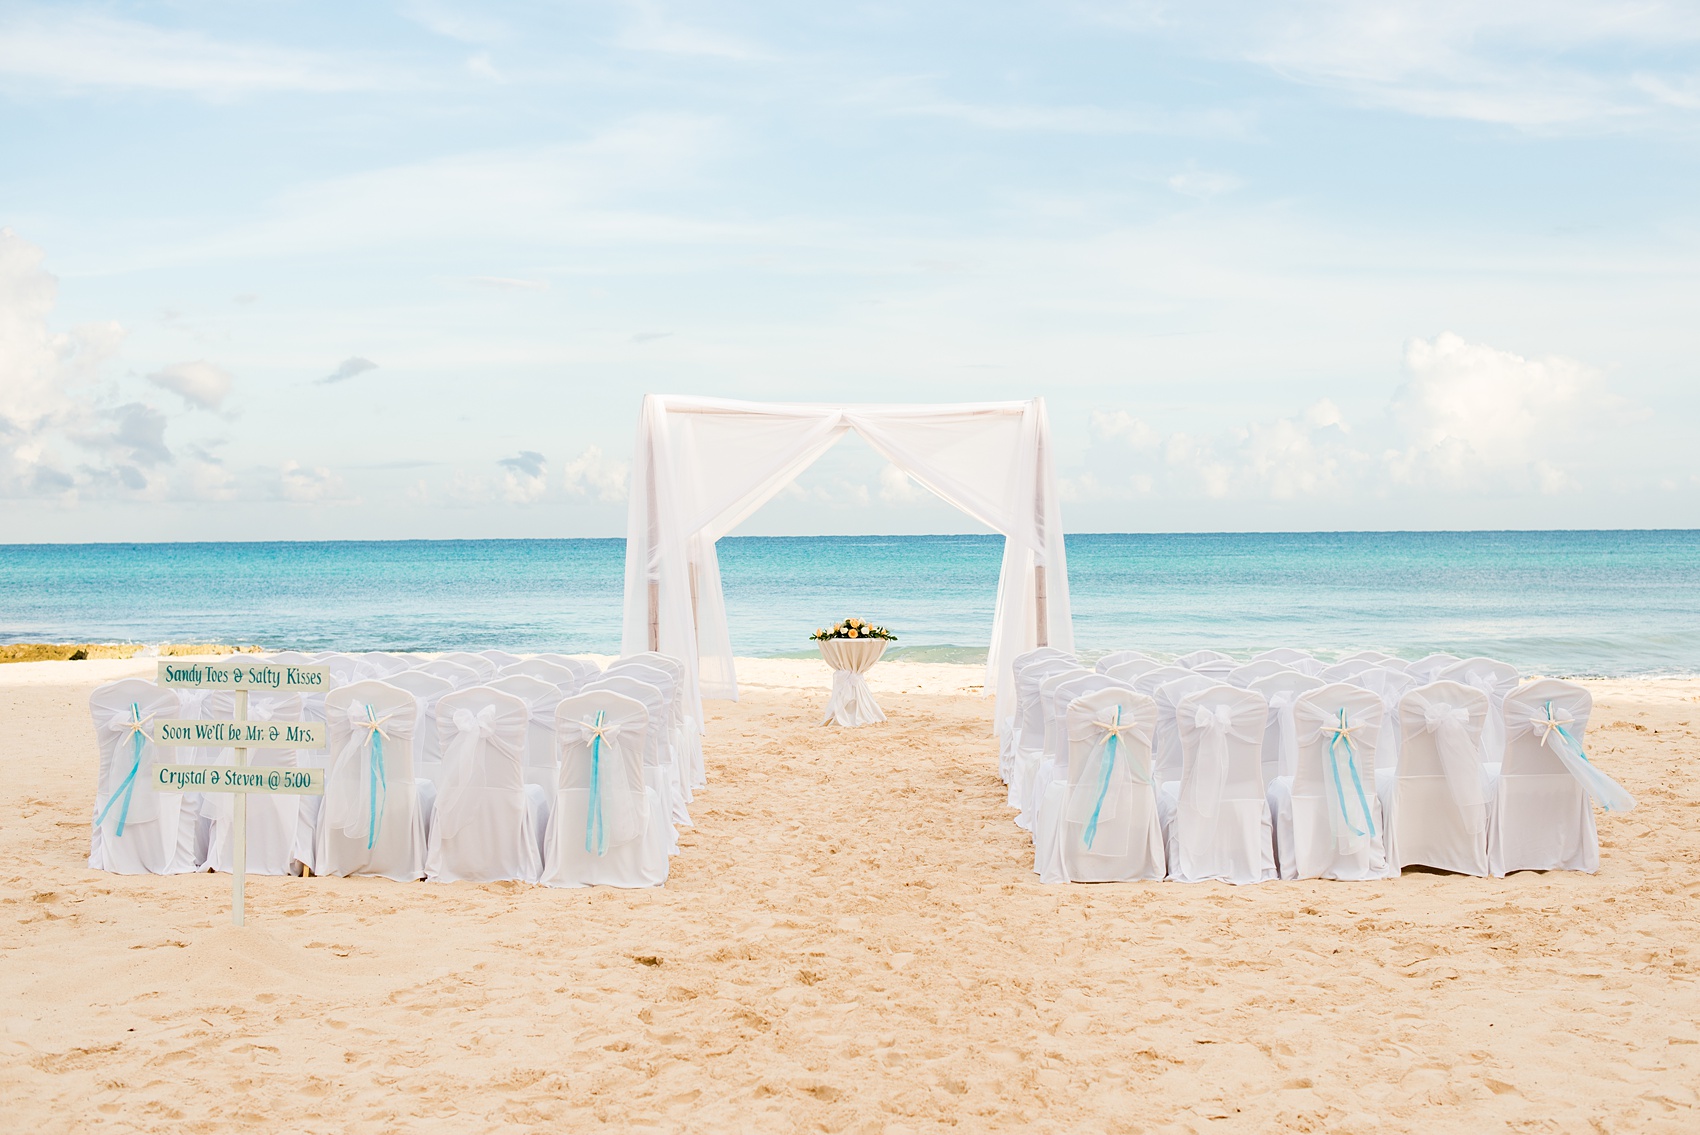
818 639 888 727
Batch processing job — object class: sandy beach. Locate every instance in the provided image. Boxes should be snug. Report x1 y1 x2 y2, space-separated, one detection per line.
3 656 1697 1133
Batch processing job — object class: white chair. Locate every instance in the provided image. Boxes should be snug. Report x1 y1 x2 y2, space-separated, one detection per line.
1438 657 1521 762
358 652 411 677
581 673 684 852
501 658 583 693
1035 688 1163 884
1176 649 1232 670
625 652 701 792
1003 649 1076 779
425 688 543 884
1130 666 1190 696
1151 673 1221 784
1390 681 1493 876
1008 658 1082 803
537 654 604 683
266 651 314 665
1407 653 1461 684
1319 658 1373 682
1253 648 1313 667
438 652 499 681
384 670 454 785
1350 666 1416 775
88 679 198 874
1160 685 1274 884
417 659 481 689
1490 679 1635 876
541 692 670 888
1024 672 1122 827
1250 669 1324 784
318 680 433 881
310 652 364 686
479 649 523 670
1104 657 1160 683
1226 659 1290 689
200 692 308 877
1094 650 1152 675
488 674 567 793
1340 650 1394 665
1268 684 1388 880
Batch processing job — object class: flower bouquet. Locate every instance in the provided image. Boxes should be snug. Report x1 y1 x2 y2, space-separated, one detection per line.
811 618 897 642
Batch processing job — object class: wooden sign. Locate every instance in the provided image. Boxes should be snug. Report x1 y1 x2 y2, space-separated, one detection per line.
156 660 331 692
154 719 325 748
152 764 324 794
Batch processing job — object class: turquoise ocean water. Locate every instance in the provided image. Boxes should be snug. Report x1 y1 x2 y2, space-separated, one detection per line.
2 532 1697 677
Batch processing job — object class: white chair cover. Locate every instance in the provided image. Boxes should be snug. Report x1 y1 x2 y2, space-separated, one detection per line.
1268 685 1388 880
318 680 432 881
617 652 699 790
383 670 454 786
1176 649 1232 669
1438 657 1521 762
479 649 523 670
88 679 198 874
1490 679 1634 876
1340 650 1394 664
603 660 692 807
200 692 307 877
1035 688 1163 883
1007 658 1081 802
424 688 542 883
358 652 411 677
541 692 670 888
1094 650 1152 675
1161 685 1274 884
1250 670 1325 784
310 652 364 686
439 652 499 681
1002 648 1075 778
1103 657 1160 683
537 654 605 683
1021 672 1119 828
1407 653 1462 684
488 674 567 793
1319 659 1373 682
1350 666 1416 775
416 659 481 689
1253 648 1313 666
500 658 583 693
582 674 686 850
1227 659 1290 689
1151 674 1221 783
1390 681 1493 876
1130 665 1189 697
266 650 314 664
817 638 888 727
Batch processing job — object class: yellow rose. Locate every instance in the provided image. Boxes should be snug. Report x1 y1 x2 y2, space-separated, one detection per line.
849 619 860 628
848 628 859 638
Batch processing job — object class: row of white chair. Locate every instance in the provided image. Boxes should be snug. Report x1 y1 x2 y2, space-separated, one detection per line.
1005 647 1635 885
87 651 697 888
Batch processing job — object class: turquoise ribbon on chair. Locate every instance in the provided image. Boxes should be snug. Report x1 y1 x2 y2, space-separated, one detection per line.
1538 700 1635 813
1082 706 1121 851
363 704 388 849
94 702 150 837
584 710 610 855
1325 708 1376 840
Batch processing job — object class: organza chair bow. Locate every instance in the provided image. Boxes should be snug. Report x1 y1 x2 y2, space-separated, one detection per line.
1420 701 1489 832
1265 689 1304 780
1180 703 1255 822
326 703 395 849
1064 707 1152 854
568 711 645 854
435 705 521 842
1521 701 1636 813
94 703 156 836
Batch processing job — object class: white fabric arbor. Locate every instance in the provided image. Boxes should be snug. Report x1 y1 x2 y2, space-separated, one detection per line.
621 395 1073 731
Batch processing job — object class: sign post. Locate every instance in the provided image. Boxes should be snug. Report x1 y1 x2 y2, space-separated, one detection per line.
154 660 331 926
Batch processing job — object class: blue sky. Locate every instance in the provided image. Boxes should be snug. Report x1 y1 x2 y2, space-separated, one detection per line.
2 1 1698 540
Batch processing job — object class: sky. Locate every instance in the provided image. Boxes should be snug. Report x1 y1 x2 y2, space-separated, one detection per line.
2 0 1698 542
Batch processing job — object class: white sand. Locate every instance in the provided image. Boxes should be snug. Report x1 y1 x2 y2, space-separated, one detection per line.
3 657 1697 1132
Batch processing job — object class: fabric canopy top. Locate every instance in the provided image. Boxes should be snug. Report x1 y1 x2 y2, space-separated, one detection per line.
620 395 1074 733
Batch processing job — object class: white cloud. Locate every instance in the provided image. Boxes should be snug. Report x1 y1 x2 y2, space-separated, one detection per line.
148 360 233 410
1080 334 1613 502
279 460 351 503
852 76 1249 136
1384 331 1603 492
498 450 549 503
617 2 766 61
322 357 378 384
0 12 403 97
562 446 629 502
1167 169 1242 199
878 464 927 503
1115 0 1700 131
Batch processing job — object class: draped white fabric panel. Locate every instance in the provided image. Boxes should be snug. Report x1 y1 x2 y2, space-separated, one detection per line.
622 396 1073 730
